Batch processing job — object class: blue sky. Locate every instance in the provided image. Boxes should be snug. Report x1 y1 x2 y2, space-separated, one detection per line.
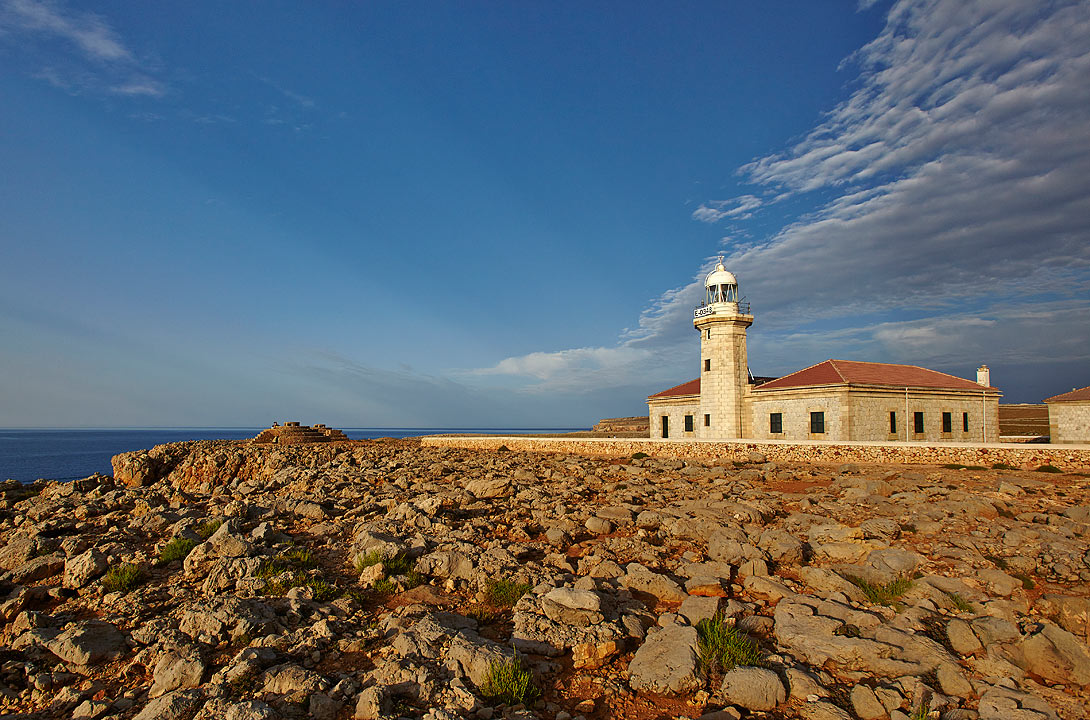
1 0 1088 427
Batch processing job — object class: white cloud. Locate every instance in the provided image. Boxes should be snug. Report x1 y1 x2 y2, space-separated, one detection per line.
109 77 165 97
692 195 763 222
1 0 167 99
468 0 1090 403
1 0 130 61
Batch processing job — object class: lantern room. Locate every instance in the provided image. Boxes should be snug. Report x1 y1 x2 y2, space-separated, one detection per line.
704 260 738 305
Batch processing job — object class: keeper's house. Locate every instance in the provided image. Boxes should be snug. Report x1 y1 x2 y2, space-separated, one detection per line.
1045 386 1090 444
647 261 1001 443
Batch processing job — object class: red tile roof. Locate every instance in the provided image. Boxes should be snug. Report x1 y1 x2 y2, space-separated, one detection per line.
1045 385 1090 403
753 359 994 392
648 378 700 399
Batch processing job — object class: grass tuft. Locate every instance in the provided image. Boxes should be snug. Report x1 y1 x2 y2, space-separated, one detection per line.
353 548 387 574
282 547 317 569
942 463 968 470
102 563 145 593
304 578 339 601
696 613 761 673
909 698 931 720
466 604 502 625
158 537 198 565
944 591 973 612
631 452 649 460
196 519 223 540
479 657 539 706
372 577 397 595
1035 464 1062 473
845 575 913 606
991 462 1015 470
484 577 531 608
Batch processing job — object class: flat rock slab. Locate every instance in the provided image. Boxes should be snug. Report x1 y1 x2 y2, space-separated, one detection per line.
47 620 126 667
720 666 786 711
628 625 703 695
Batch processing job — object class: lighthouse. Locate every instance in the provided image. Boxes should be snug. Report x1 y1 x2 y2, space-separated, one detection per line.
694 259 753 438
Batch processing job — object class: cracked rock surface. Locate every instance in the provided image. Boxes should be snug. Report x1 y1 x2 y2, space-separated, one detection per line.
0 439 1088 719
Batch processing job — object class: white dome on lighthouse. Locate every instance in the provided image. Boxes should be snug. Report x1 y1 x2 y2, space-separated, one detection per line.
705 262 736 288
703 259 739 305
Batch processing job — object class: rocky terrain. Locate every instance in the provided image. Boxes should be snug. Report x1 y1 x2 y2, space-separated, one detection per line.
1 438 1089 720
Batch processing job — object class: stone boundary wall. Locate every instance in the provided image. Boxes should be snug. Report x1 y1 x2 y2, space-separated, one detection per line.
421 435 1090 470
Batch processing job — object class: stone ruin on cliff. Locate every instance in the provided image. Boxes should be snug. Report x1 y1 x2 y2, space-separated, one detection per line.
251 421 349 444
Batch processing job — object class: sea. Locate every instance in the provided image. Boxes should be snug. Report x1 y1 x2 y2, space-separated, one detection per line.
0 427 582 483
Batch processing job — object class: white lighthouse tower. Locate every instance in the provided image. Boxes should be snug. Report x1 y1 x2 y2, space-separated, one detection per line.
694 259 753 438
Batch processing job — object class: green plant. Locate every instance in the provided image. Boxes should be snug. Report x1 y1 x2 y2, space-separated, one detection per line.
102 563 145 593
992 462 1015 470
196 519 224 540
466 604 502 625
404 569 426 589
909 698 931 720
845 575 913 606
942 463 968 470
282 547 317 569
304 578 339 601
479 657 539 706
944 591 973 612
1035 464 1062 473
158 537 198 565
484 578 531 608
965 465 987 470
833 623 862 638
383 553 415 576
496 444 510 452
353 548 388 574
696 613 761 672
631 452 649 460
984 554 1010 570
372 577 397 595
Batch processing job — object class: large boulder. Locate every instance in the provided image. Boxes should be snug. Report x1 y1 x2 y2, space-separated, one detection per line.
63 549 108 590
1009 623 1090 687
720 666 786 711
46 620 127 669
150 650 205 697
627 625 703 695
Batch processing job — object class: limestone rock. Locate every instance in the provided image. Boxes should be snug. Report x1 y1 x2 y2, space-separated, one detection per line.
623 564 686 603
628 625 703 695
719 666 785 711
150 650 205 697
1010 622 1090 686
46 620 127 668
63 548 107 589
849 683 886 719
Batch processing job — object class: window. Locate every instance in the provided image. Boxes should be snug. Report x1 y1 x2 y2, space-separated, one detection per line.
769 412 782 434
704 358 711 372
706 329 711 340
661 416 669 439
810 411 825 434
684 415 694 432
963 412 969 432
704 414 710 427
890 411 897 434
942 412 952 433
914 412 924 434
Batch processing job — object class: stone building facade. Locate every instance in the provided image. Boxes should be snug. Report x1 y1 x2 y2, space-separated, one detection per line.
647 262 1001 443
1045 386 1090 444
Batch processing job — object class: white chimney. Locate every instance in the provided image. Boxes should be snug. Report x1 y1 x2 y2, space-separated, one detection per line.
977 365 990 387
